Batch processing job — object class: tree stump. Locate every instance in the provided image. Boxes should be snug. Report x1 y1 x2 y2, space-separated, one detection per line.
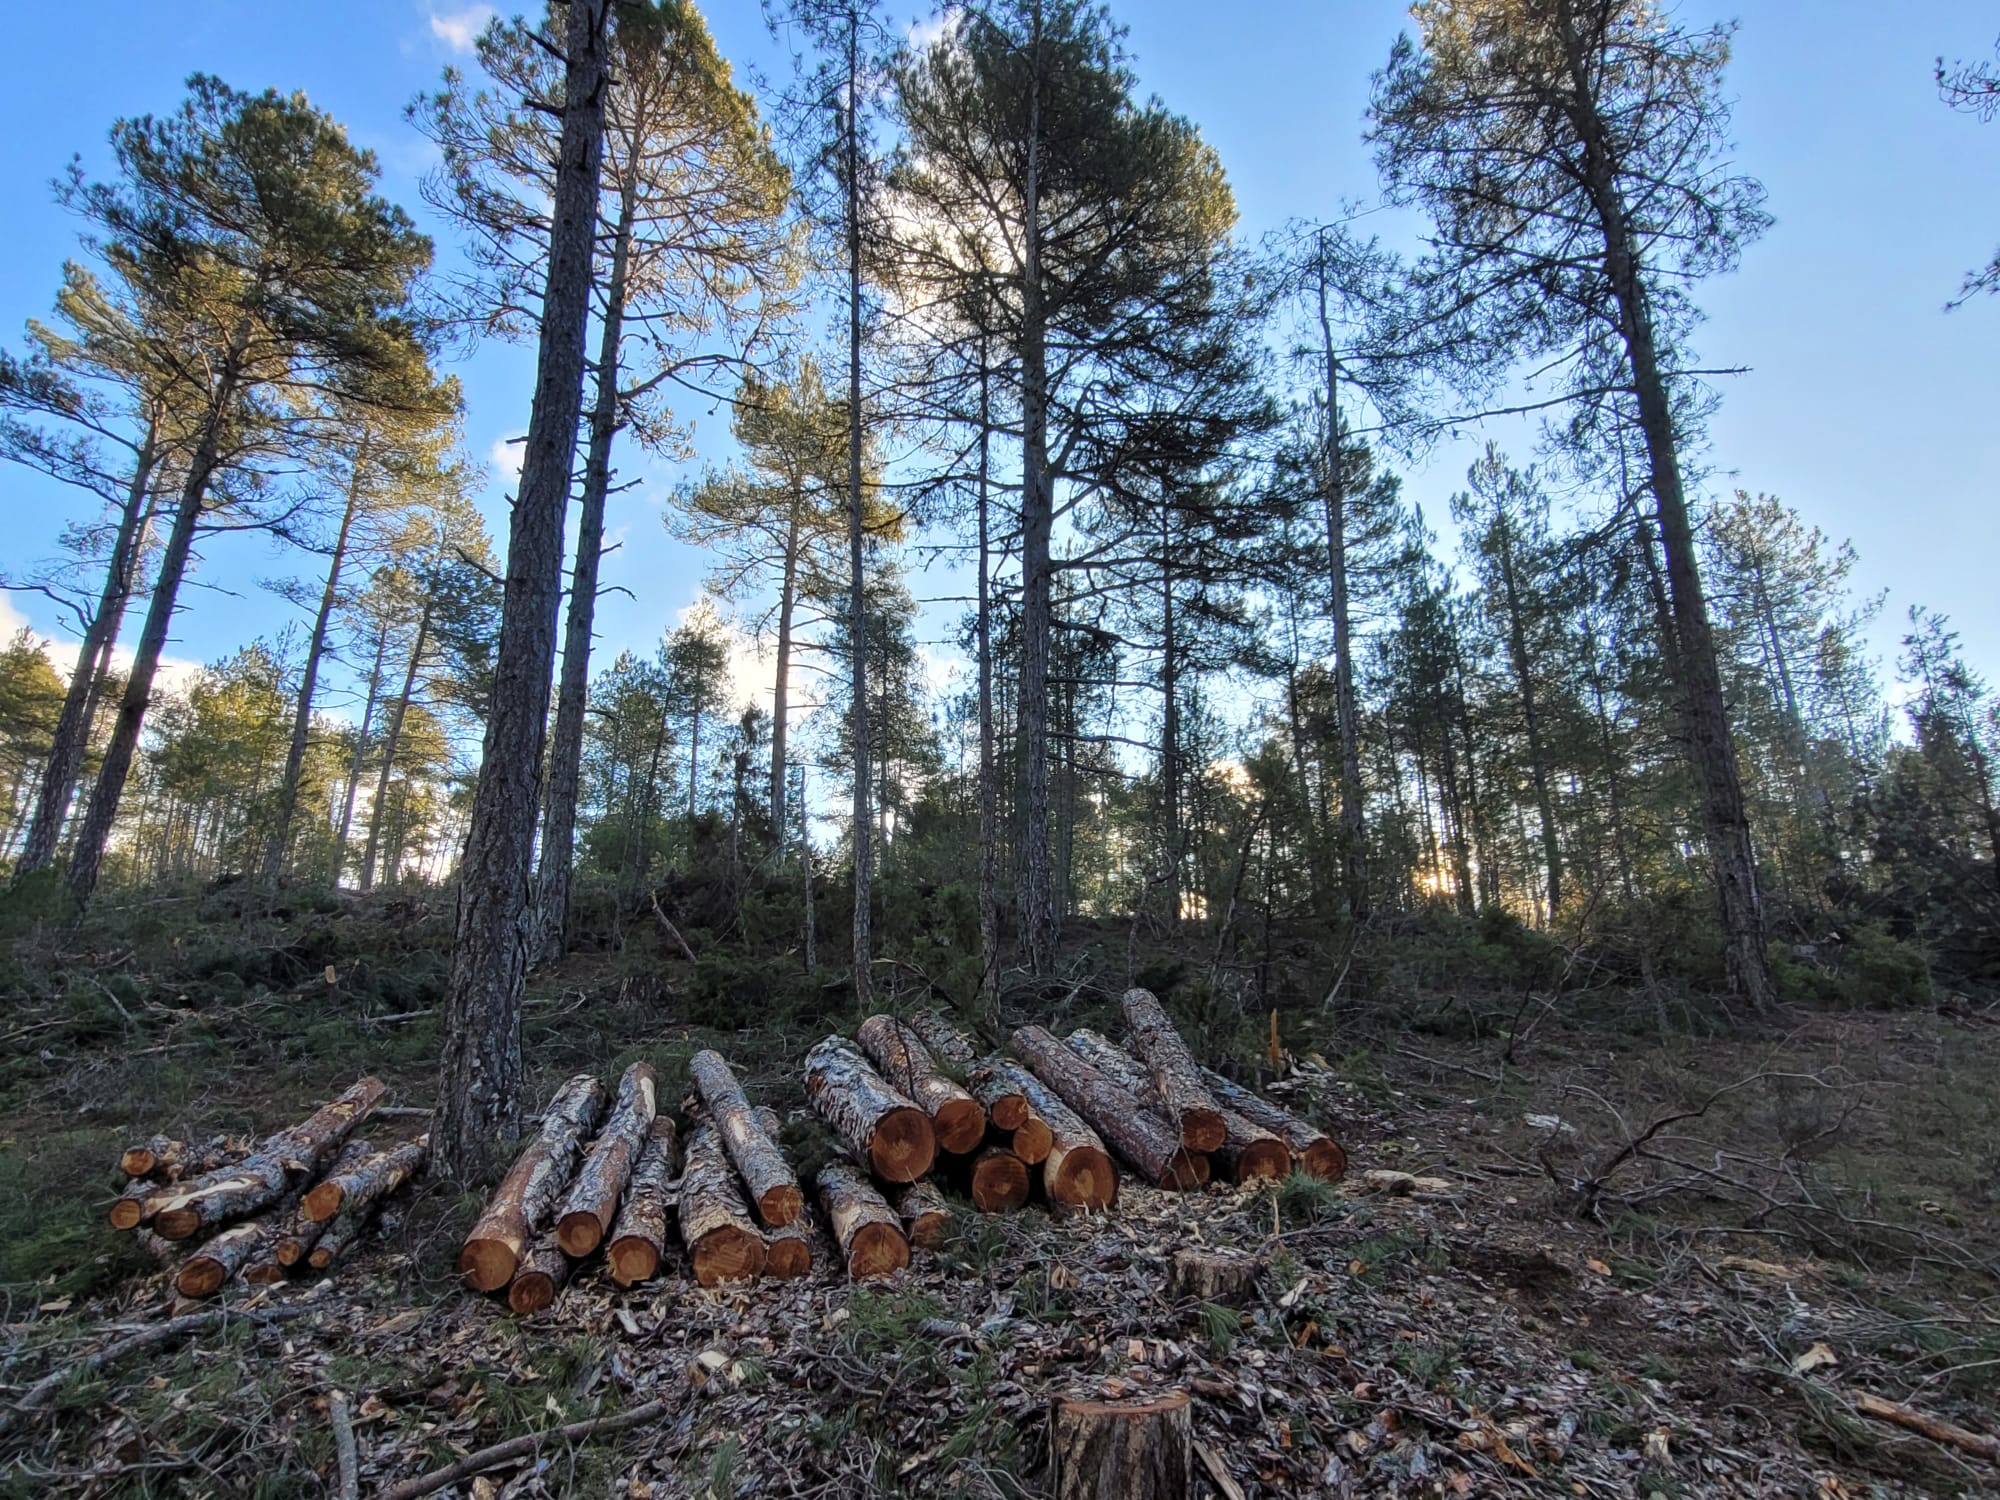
1050 1388 1193 1500
1164 1248 1261 1306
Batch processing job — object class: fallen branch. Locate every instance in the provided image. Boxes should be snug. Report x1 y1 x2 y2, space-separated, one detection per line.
1851 1390 2000 1464
375 1395 676 1500
648 893 696 962
329 1389 360 1500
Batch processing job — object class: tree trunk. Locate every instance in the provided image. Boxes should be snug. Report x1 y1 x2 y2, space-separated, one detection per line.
17 423 157 877
1050 1389 1193 1500
679 1115 766 1285
855 1014 984 1154
967 1145 1030 1213
332 624 389 885
816 1159 908 1280
554 1061 657 1254
770 510 801 837
1316 244 1368 921
803 1036 936 1182
1014 1023 1207 1189
891 1178 950 1249
434 0 613 1182
688 1050 802 1226
605 1116 678 1287
506 1229 572 1315
1117 990 1225 1152
841 27 876 1011
361 597 432 891
533 177 637 966
458 1073 606 1292
975 347 999 1001
1494 510 1563 913
1198 1067 1346 1180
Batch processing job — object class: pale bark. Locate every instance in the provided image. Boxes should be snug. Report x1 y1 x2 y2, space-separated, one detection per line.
679 1116 766 1285
855 1013 984 1153
554 1060 657 1254
816 1159 907 1280
458 1073 605 1291
605 1116 678 1286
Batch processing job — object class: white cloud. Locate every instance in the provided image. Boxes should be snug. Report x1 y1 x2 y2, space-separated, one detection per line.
907 12 957 51
488 435 524 486
1 591 203 694
429 4 495 54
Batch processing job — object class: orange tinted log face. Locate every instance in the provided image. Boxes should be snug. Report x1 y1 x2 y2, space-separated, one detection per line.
846 1221 910 1280
691 1227 766 1287
867 1105 937 1183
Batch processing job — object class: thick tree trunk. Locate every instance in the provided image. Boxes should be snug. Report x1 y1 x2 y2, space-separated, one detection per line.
361 598 432 891
816 1159 908 1280
1013 1025 1204 1190
1164 1248 1262 1305
17 426 157 877
549 1062 654 1255
841 28 876 1011
855 1014 984 1154
803 1036 936 1183
1050 1389 1193 1500
434 0 613 1181
1198 1068 1346 1181
891 1178 951 1249
506 1230 572 1315
1118 990 1225 1152
689 1050 801 1226
679 1116 766 1286
967 1145 1030 1213
984 1053 1117 1209
458 1073 606 1292
975 352 1000 1000
605 1116 679 1287
533 179 637 966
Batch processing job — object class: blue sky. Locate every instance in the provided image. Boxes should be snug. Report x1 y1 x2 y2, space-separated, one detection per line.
0 1 1994 716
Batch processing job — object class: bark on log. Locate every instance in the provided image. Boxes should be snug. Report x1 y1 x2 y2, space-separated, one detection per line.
803 1037 936 1183
458 1073 606 1292
904 1010 977 1070
678 1116 766 1286
892 1178 951 1249
605 1115 678 1288
120 1135 204 1180
306 1136 429 1272
816 1160 909 1280
175 1190 301 1297
506 1230 572 1315
1164 1248 1262 1305
555 1060 658 1254
1050 1388 1193 1500
752 1107 813 1279
272 1139 375 1264
966 1057 1030 1132
151 1080 387 1241
1067 1030 1286 1183
968 1145 1030 1213
856 1015 985 1154
1198 1067 1347 1181
1013 1026 1203 1191
689 1050 801 1226
982 1058 1115 1210
1120 990 1225 1152
108 1179 158 1231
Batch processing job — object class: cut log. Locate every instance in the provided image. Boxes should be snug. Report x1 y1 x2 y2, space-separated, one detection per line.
982 1059 1116 1210
175 1187 304 1298
150 1079 388 1241
458 1074 606 1292
1050 1388 1193 1500
892 1178 952 1249
904 1010 977 1070
506 1230 572 1315
1010 1114 1054 1165
965 1057 1031 1132
751 1107 813 1279
1198 1068 1347 1181
1013 1026 1204 1191
1067 1030 1287 1183
605 1116 679 1288
306 1136 430 1272
816 1160 909 1280
802 1037 936 1183
554 1061 659 1254
1119 990 1225 1153
856 1015 986 1154
688 1050 801 1226
242 1254 288 1286
968 1145 1030 1213
270 1138 375 1265
108 1179 158 1232
1164 1248 1262 1305
678 1116 766 1286
1851 1390 2000 1464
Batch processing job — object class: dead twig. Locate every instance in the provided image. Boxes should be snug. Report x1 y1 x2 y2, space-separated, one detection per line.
375 1394 679 1500
1851 1390 2000 1465
329 1389 359 1500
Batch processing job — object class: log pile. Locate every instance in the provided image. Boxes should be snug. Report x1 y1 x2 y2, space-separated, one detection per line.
103 1078 424 1300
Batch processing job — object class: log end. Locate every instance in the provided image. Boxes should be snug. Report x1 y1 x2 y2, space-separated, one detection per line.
274 1239 307 1268
174 1257 227 1299
507 1270 560 1316
107 1197 146 1231
756 1183 805 1229
935 1098 987 1156
765 1236 813 1280
844 1221 910 1280
458 1238 520 1294
153 1207 200 1242
691 1228 767 1287
1182 1109 1227 1155
119 1148 158 1178
1166 1150 1209 1191
243 1259 287 1286
1050 1146 1118 1212
1011 1117 1054 1165
867 1105 937 1184
556 1211 606 1258
301 1182 344 1224
970 1150 1030 1213
1232 1140 1293 1183
987 1094 1030 1132
1300 1139 1348 1182
308 1245 336 1271
606 1237 662 1288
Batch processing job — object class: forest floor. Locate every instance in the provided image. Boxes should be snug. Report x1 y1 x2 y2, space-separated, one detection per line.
1 884 1997 1498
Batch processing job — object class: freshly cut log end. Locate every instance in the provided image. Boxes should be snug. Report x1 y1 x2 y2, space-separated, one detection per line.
1299 1138 1348 1181
984 1058 1116 1211
1119 990 1226 1153
968 1058 1031 1132
507 1233 572 1316
1010 1115 1054 1165
680 1116 767 1287
1064 1030 1222 1189
242 1256 288 1286
803 1037 936 1184
175 1211 281 1298
298 1136 377 1224
1198 1066 1347 1182
969 1146 1030 1213
1226 1135 1291 1183
152 1159 287 1241
108 1182 152 1231
764 1217 815 1280
892 1179 952 1249
690 1049 802 1228
555 1060 660 1256
817 1160 910 1280
932 1097 986 1156
606 1116 679 1288
1050 1388 1193 1500
459 1073 606 1293
120 1135 179 1178
1013 1026 1186 1195
856 1015 987 1155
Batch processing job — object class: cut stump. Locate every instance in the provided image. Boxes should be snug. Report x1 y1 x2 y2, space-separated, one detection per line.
1050 1388 1193 1500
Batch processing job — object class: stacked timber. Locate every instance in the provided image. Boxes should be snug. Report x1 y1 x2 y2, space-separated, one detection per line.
1119 989 1227 1153
855 1015 985 1154
753 1107 816 1280
1065 1029 1290 1183
817 1160 909 1279
1012 1025 1205 1191
690 1051 803 1225
555 1061 659 1255
803 1037 936 1183
678 1114 767 1286
605 1117 679 1288
982 1057 1117 1210
459 1074 607 1293
1198 1067 1347 1181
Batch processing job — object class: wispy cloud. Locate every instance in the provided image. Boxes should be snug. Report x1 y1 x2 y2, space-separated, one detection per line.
428 4 495 54
1 593 202 693
907 12 956 51
488 435 524 486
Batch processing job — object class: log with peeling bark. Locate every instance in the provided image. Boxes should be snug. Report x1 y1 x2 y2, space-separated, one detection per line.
1119 990 1225 1153
305 1136 430 1272
892 1178 951 1248
150 1079 388 1241
856 1015 985 1154
605 1116 679 1288
1198 1067 1347 1181
904 1010 977 1071
268 1138 375 1266
678 1116 766 1286
983 1058 1116 1210
119 1133 242 1185
1013 1026 1204 1191
965 1057 1030 1132
1050 1388 1193 1500
751 1107 813 1279
968 1145 1030 1213
1066 1030 1288 1183
803 1037 936 1183
689 1050 801 1226
554 1061 658 1254
175 1190 301 1297
506 1230 572 1315
816 1160 909 1279
458 1074 607 1292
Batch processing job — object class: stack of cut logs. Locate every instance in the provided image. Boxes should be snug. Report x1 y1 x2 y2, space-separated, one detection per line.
106 1078 427 1301
798 989 1345 1277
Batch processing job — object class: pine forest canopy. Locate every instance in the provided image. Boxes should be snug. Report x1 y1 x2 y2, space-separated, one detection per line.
0 2 1993 1178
